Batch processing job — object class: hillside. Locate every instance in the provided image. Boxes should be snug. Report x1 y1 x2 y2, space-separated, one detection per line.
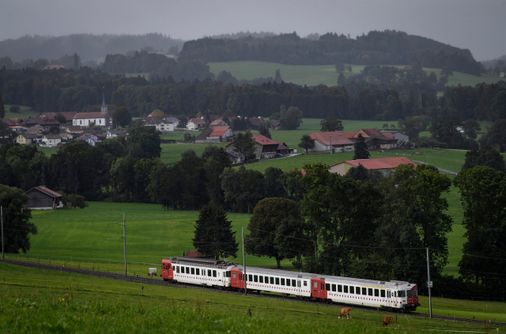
181 30 483 74
0 33 183 62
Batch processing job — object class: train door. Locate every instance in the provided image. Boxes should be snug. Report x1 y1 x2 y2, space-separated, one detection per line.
229 267 245 289
311 277 327 300
161 259 173 281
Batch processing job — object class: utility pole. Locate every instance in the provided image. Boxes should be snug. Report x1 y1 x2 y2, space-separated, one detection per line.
123 213 127 277
242 226 247 295
426 247 433 319
1 206 4 260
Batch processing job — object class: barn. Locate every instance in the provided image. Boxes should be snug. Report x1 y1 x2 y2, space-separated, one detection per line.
25 186 64 210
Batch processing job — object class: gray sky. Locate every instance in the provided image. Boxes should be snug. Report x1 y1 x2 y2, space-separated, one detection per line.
1 0 505 60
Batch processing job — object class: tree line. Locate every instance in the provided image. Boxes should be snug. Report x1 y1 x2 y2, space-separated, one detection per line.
180 30 483 74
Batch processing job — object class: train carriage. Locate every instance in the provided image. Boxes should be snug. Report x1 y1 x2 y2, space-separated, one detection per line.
161 257 419 311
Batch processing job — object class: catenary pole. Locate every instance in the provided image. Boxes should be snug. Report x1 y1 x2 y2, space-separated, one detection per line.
1 206 4 260
242 226 247 295
426 247 432 319
123 213 127 277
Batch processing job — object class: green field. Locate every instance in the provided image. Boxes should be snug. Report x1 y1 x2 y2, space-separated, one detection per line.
161 142 226 165
3 104 37 119
2 263 504 333
209 61 504 87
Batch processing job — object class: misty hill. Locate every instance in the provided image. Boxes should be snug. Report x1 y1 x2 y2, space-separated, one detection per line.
0 33 183 62
482 55 506 70
180 30 483 75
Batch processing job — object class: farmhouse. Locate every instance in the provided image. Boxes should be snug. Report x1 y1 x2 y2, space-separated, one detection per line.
197 125 233 142
16 133 41 145
144 117 176 132
253 134 291 159
309 128 399 152
329 157 416 177
72 112 109 127
25 186 64 210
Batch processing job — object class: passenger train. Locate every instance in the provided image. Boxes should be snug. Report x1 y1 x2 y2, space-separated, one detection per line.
161 257 419 311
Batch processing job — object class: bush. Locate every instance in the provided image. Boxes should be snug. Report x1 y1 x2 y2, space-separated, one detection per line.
63 194 88 208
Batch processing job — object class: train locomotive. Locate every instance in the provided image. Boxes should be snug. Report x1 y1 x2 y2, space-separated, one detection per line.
161 256 419 311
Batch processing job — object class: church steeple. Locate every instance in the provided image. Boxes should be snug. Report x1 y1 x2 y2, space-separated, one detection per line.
101 91 108 113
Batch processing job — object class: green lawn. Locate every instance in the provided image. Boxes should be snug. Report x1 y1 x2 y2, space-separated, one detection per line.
8 202 287 275
209 61 504 87
160 142 226 165
2 263 503 333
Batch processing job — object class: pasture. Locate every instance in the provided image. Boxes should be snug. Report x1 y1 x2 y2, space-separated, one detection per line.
1 262 505 333
3 104 37 119
209 61 504 87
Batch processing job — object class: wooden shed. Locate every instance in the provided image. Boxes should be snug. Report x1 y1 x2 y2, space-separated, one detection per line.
25 186 64 210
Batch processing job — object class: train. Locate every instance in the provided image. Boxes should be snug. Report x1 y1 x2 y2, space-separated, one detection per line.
161 256 420 311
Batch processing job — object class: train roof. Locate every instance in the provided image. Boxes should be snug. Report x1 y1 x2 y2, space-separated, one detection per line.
241 265 414 289
168 256 233 269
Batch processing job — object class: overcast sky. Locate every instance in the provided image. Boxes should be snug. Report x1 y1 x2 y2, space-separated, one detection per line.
0 0 505 60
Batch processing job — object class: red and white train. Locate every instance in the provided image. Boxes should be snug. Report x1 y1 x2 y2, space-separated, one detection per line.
161 257 419 311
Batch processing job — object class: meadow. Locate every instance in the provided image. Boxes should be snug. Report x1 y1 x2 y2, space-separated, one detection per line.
1 262 506 333
3 104 37 119
209 61 504 87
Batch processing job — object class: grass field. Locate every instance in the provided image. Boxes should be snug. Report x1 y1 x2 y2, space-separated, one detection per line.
209 61 504 87
3 104 37 119
161 142 226 165
2 263 504 333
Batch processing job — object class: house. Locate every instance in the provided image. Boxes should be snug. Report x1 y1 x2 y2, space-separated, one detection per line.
25 186 64 210
196 126 233 142
16 133 41 145
40 134 62 148
187 117 206 130
252 134 291 159
77 133 100 146
309 128 399 152
106 128 127 139
381 130 410 147
72 112 109 127
40 112 76 125
309 132 355 152
144 117 176 132
209 118 228 127
329 157 416 177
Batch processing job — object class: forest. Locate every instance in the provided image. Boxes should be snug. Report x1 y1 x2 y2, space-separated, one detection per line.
180 30 483 74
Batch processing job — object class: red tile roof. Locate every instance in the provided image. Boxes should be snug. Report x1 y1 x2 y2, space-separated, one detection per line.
345 157 415 170
253 134 280 146
208 126 230 137
30 186 62 198
73 112 108 119
309 132 354 146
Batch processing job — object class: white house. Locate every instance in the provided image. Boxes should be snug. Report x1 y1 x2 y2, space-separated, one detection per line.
40 134 62 148
145 118 176 132
187 117 206 130
72 112 109 127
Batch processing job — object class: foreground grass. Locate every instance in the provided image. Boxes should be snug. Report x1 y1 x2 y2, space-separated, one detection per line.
1 263 504 333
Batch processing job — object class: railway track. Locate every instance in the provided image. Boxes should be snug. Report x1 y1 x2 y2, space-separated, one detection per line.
2 258 506 328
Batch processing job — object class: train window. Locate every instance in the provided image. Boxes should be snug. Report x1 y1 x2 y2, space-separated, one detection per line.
191 268 195 275
362 287 367 295
265 276 269 283
292 279 296 287
270 277 274 284
213 270 217 277
232 272 237 279
313 281 318 288
368 288 373 296
175 266 179 273
254 275 258 282
281 278 285 285
398 290 406 297
287 279 291 287
356 287 361 295
325 283 330 290
186 267 190 274
350 286 355 294
298 280 301 288
332 284 336 292
387 290 391 298
338 285 342 292
344 285 348 293
208 269 211 276
196 268 200 275
276 277 280 285
374 289 379 297
381 290 386 298
259 276 263 283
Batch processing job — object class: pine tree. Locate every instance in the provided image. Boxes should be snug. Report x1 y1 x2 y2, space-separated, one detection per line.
353 134 370 159
193 204 238 259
